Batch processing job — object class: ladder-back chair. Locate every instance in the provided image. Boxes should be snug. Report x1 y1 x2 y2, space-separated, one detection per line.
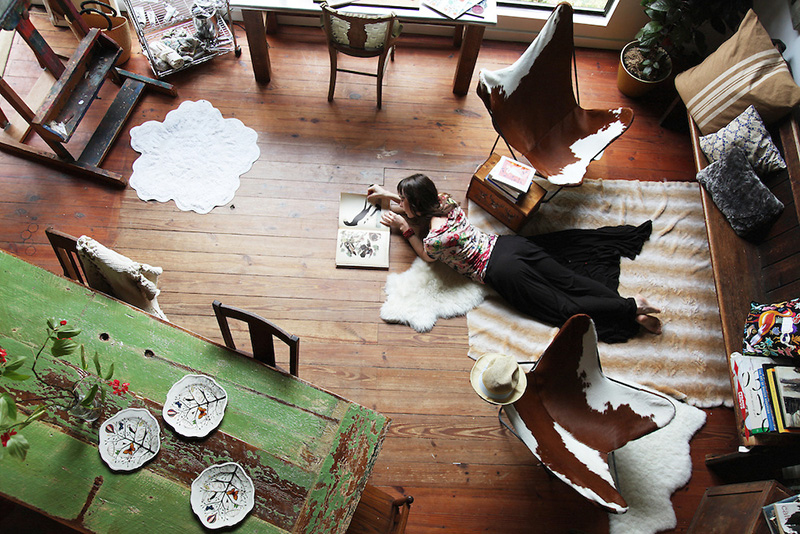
212 300 300 377
45 227 87 284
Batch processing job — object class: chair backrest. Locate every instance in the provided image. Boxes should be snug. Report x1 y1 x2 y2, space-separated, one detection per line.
346 483 413 534
212 300 300 376
321 2 399 58
476 2 633 186
503 314 675 513
47 228 169 320
45 227 87 284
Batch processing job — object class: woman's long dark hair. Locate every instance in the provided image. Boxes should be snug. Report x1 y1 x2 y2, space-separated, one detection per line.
397 174 455 226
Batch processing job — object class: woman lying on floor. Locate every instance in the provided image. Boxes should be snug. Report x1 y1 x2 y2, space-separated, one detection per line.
367 174 662 343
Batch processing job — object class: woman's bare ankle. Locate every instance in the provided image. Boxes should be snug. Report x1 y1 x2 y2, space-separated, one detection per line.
635 294 661 315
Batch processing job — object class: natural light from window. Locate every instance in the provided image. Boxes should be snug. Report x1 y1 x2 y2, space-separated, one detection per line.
500 0 613 15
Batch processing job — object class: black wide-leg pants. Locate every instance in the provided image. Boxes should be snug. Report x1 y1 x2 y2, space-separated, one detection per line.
483 221 652 343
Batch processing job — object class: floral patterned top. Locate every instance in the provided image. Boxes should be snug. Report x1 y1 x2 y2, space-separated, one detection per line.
423 196 497 283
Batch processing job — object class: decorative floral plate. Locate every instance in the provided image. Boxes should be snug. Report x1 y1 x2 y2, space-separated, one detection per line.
98 408 161 471
190 462 255 529
163 374 228 438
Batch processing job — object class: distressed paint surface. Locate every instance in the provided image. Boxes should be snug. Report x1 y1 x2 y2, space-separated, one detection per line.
0 250 389 533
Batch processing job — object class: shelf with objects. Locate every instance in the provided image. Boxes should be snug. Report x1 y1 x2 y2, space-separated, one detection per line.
120 0 240 78
0 0 176 187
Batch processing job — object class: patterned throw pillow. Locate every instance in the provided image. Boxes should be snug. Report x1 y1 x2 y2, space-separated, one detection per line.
699 105 787 176
744 298 800 358
675 9 800 136
695 147 784 241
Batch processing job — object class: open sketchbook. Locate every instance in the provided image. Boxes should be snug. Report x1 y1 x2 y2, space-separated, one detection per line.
336 192 391 268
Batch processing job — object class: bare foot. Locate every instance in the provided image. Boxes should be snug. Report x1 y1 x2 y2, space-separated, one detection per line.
637 314 662 335
635 294 661 316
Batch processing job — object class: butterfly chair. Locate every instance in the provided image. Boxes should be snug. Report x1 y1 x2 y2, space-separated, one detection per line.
499 314 675 513
476 2 634 187
346 484 413 534
45 227 168 320
320 2 401 109
212 300 300 377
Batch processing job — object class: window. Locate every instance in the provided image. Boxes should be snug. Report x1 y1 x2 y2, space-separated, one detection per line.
498 0 614 16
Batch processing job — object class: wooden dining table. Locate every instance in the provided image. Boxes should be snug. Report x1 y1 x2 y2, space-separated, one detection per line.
0 249 389 533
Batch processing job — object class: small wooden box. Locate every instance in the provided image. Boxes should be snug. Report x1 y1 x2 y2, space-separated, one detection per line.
686 480 791 534
466 153 546 232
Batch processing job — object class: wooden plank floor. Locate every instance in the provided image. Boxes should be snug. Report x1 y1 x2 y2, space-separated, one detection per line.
1 11 739 533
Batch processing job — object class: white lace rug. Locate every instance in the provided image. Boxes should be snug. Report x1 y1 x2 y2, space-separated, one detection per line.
129 100 260 214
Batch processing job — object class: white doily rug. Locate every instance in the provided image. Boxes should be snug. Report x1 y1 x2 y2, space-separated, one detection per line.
129 100 260 214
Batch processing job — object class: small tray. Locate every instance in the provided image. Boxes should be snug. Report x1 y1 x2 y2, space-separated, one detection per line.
191 462 255 529
163 374 228 437
98 408 161 471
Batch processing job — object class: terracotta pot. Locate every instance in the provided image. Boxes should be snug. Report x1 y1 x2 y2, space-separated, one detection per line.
617 41 672 98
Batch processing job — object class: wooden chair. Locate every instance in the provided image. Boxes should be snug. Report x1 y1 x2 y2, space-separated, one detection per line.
45 227 168 320
320 2 401 109
346 484 413 534
45 227 87 284
499 314 675 513
212 300 300 376
476 2 633 187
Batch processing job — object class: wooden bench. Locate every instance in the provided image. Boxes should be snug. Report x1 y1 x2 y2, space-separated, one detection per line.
689 109 800 451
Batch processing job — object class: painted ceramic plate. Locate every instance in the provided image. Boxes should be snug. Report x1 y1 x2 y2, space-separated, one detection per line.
191 462 255 529
98 408 161 471
163 374 228 438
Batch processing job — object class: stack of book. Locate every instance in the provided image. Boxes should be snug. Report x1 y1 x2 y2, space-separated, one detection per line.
731 352 800 438
763 494 800 534
484 156 536 203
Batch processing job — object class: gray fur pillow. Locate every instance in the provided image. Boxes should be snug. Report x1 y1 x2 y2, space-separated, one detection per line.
696 147 784 241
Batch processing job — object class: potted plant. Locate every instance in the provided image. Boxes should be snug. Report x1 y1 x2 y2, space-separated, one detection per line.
617 0 752 97
617 40 673 98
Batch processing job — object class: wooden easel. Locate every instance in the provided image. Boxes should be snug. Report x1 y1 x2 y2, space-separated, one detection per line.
0 0 176 187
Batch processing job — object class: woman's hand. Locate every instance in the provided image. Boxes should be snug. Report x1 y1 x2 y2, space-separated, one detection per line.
380 211 408 232
367 184 390 203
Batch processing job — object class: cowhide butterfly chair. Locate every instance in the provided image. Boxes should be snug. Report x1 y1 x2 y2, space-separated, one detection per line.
476 2 634 187
501 314 676 513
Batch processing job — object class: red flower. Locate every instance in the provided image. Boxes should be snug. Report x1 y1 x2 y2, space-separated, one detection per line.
109 379 129 396
1 430 17 447
0 346 6 364
60 320 67 325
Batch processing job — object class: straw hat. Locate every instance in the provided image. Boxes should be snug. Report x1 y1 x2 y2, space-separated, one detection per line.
470 353 527 405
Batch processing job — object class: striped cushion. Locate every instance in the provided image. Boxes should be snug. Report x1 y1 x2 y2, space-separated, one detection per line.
675 9 800 136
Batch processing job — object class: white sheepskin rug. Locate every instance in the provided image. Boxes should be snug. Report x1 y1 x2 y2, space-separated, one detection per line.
129 100 260 214
610 399 707 534
380 258 487 332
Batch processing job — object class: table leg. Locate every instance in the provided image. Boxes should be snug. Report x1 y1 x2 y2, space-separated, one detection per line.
242 9 272 84
453 23 484 96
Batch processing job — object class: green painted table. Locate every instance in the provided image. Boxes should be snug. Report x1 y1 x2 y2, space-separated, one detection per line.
0 250 389 533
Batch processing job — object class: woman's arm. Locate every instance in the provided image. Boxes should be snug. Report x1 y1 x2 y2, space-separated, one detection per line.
367 184 401 204
380 211 435 262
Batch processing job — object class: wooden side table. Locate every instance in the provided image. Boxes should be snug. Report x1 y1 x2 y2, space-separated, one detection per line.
466 153 547 232
687 480 792 534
